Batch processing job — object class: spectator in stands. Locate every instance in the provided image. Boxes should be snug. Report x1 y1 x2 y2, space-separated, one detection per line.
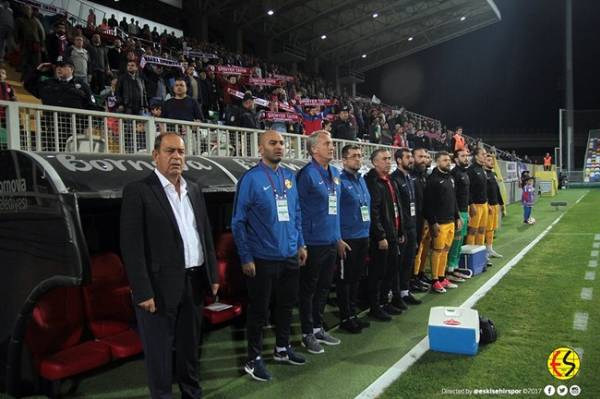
237 92 258 129
25 60 96 110
107 38 123 75
0 67 16 101
331 105 356 141
115 60 148 115
368 115 381 144
392 125 408 147
219 74 240 117
149 99 162 118
183 65 199 103
0 1 14 66
128 18 138 36
99 18 109 32
88 33 111 94
162 78 203 122
151 27 159 43
107 14 118 29
67 35 90 84
197 68 215 117
294 104 331 136
119 17 128 32
451 126 466 152
86 9 96 30
99 77 118 112
322 119 332 133
15 5 44 81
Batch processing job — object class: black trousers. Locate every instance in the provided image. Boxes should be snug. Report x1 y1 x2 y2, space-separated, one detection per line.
336 238 369 320
397 228 417 293
246 257 299 360
299 244 337 334
368 240 399 308
134 269 205 399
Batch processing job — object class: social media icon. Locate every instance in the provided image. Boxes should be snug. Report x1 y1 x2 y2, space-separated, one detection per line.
570 385 581 397
557 385 568 396
544 385 556 396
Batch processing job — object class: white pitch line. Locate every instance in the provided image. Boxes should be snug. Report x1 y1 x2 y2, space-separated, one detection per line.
354 191 589 399
573 312 589 331
580 288 593 301
593 242 600 249
591 250 599 257
585 271 596 281
595 234 600 240
589 260 598 268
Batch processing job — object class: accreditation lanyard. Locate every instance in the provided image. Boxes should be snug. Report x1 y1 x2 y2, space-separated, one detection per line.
404 173 416 217
260 162 289 222
344 171 369 222
312 160 337 215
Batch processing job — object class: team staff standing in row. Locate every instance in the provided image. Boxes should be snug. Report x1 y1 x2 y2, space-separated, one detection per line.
365 149 405 321
447 148 472 281
423 152 463 293
297 131 350 353
337 145 372 333
484 153 504 259
411 148 433 291
232 130 308 382
465 147 489 246
391 148 422 307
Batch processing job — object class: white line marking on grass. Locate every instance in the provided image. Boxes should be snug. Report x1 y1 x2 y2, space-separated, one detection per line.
584 271 595 281
580 288 593 300
595 234 600 240
589 260 597 268
591 250 599 257
573 313 589 331
355 191 589 399
593 242 600 248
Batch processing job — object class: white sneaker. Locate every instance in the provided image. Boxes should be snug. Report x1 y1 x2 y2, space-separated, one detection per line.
454 269 472 279
447 274 465 283
488 248 503 258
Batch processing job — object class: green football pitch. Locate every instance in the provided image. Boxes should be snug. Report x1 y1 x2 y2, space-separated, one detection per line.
14 188 599 399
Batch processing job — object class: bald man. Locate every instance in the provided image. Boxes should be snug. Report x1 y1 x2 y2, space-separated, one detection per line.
232 130 308 381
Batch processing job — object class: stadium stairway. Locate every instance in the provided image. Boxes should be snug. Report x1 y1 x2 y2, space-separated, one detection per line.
3 63 41 105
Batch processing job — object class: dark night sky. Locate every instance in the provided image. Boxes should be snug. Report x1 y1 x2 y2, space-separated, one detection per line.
363 0 600 132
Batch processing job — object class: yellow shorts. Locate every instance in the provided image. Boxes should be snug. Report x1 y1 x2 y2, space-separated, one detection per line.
431 222 455 250
468 203 489 230
487 204 499 231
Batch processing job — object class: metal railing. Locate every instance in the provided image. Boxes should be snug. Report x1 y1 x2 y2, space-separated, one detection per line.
0 101 398 159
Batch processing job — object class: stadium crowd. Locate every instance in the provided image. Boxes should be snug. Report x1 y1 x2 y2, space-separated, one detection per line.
0 0 528 161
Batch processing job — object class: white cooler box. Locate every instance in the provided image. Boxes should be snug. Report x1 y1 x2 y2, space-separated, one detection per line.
428 306 480 355
459 245 487 275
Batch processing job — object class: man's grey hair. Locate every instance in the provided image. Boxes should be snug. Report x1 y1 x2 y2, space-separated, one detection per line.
307 130 331 156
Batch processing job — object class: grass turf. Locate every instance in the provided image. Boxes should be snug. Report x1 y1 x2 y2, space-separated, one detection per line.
12 189 597 399
381 189 600 399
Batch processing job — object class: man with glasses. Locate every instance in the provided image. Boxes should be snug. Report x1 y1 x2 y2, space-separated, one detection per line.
337 145 371 333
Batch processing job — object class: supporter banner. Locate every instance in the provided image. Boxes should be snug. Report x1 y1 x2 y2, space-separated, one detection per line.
422 131 442 140
216 65 250 75
247 78 282 86
227 88 269 108
300 99 332 106
275 102 295 113
183 49 219 60
140 56 182 69
272 74 296 82
263 112 300 122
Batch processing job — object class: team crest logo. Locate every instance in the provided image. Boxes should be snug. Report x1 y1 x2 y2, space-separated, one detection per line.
285 179 292 189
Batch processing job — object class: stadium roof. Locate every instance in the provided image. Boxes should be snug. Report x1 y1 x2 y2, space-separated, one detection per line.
214 0 501 73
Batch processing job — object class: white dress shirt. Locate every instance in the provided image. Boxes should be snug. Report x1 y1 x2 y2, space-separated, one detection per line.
154 169 204 269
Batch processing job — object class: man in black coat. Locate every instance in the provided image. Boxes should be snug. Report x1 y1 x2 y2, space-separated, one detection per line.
120 132 219 399
115 60 148 115
331 105 356 141
365 149 405 321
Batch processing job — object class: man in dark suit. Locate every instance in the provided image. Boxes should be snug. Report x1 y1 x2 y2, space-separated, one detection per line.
120 132 219 399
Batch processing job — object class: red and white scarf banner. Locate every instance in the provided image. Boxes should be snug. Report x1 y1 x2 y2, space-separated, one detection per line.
216 65 251 75
300 98 333 106
247 77 282 86
272 74 296 82
263 112 301 122
227 88 270 108
139 56 182 69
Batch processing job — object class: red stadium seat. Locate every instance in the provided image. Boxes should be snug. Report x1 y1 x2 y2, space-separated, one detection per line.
203 232 245 325
25 287 112 381
82 253 142 359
